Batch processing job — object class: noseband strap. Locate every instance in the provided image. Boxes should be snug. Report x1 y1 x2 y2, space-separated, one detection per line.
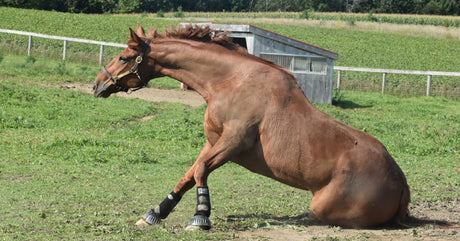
102 38 152 92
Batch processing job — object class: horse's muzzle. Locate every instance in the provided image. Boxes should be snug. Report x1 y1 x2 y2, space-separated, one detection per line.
93 80 114 98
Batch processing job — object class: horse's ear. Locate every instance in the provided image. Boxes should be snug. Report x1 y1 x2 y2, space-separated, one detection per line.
136 24 146 38
128 28 143 51
152 29 159 39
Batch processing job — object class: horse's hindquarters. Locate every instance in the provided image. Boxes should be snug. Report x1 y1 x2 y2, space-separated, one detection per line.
310 148 408 228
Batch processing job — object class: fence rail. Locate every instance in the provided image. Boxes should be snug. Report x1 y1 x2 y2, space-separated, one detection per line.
1 29 459 97
335 66 460 96
0 28 127 65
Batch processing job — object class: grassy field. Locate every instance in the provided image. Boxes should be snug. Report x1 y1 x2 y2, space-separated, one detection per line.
0 54 180 90
1 7 459 70
0 75 458 239
1 7 459 99
170 11 460 27
0 8 459 239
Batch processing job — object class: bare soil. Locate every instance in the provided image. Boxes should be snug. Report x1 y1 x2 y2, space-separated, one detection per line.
234 203 460 240
57 83 205 108
59 83 459 240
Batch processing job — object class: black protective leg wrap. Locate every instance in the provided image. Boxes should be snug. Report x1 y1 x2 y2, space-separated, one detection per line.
157 191 182 219
194 186 211 217
143 191 181 224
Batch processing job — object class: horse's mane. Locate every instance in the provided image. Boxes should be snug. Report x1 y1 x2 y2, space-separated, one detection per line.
149 24 294 77
150 24 240 51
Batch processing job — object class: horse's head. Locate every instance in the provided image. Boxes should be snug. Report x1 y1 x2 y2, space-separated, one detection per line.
93 25 158 97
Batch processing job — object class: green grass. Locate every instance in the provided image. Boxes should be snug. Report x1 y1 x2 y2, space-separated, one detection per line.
0 7 178 62
0 54 180 90
167 11 460 27
249 22 460 98
0 54 99 83
1 7 460 71
1 7 459 99
1 7 458 239
1 78 458 239
255 24 460 71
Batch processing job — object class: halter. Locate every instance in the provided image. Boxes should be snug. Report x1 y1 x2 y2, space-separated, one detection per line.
101 38 152 92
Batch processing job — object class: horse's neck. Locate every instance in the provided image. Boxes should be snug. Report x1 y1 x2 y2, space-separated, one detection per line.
151 40 234 102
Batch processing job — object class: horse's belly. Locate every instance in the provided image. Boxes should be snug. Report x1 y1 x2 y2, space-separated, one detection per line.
232 149 320 191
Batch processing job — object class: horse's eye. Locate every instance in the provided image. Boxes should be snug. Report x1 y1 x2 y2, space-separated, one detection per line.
119 56 129 64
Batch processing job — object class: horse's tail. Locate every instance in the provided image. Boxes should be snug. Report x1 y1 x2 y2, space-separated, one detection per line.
394 179 411 227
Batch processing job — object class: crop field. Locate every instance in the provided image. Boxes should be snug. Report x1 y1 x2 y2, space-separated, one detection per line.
177 11 460 27
0 6 459 240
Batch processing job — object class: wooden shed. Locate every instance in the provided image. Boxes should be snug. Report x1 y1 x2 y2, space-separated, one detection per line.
181 23 339 104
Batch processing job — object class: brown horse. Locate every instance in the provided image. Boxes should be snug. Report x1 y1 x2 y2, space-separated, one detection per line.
93 24 410 229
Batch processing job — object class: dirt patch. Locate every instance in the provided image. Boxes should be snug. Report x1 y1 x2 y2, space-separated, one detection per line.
233 203 460 240
58 83 206 108
57 82 459 240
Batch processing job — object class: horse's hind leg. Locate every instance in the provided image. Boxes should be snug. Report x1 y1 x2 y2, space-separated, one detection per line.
310 169 401 228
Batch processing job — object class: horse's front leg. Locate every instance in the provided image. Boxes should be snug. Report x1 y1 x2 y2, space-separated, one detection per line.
135 142 211 227
137 123 256 230
184 124 257 230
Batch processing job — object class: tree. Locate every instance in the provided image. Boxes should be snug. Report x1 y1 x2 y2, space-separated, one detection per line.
439 0 457 14
116 0 140 13
1 0 459 14
230 0 256 12
376 0 415 13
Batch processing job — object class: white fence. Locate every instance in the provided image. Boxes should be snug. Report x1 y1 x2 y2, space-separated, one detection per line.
335 66 460 96
0 28 127 65
1 28 459 97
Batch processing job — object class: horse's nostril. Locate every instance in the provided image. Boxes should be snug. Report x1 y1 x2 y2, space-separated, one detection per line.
93 82 97 91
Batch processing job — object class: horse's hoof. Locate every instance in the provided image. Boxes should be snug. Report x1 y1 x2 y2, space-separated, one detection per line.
185 215 211 230
135 218 150 227
135 210 161 226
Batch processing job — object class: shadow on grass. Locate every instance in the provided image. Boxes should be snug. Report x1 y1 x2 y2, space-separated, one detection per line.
331 91 372 109
224 212 325 230
332 99 373 109
224 213 458 231
399 216 459 229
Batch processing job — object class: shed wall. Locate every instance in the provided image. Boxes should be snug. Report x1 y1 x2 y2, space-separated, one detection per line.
252 35 334 104
183 23 337 104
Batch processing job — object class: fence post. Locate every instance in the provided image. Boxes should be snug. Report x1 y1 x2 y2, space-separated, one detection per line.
62 40 68 60
27 35 32 56
99 45 104 65
426 75 432 96
336 70 341 92
382 73 387 94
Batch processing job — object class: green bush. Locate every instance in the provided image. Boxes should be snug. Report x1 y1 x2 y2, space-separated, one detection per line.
173 6 184 18
156 9 164 17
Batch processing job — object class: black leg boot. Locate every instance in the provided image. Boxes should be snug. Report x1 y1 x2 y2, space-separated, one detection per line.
186 186 212 230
